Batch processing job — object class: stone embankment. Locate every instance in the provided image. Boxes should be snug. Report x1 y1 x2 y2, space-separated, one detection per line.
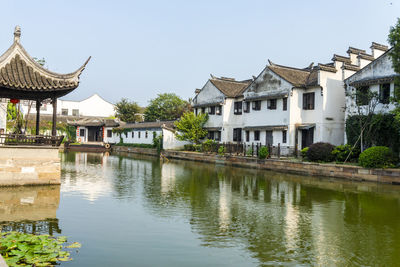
111 146 400 184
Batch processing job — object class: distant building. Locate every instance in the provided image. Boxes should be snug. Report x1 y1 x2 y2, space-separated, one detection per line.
20 93 115 118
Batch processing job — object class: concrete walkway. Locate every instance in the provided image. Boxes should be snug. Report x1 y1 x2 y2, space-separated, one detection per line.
0 255 7 267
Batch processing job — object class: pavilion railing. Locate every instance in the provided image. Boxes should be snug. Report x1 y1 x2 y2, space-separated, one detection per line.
0 134 64 147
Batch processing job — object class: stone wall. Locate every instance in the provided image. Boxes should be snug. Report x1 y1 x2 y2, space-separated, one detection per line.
0 147 60 186
163 150 400 184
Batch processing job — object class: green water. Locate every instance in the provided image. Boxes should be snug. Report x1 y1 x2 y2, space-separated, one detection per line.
1 152 400 266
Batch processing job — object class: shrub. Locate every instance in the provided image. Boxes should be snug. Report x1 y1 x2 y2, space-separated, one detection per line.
246 148 253 156
331 144 360 162
358 146 396 168
194 144 202 152
202 139 217 153
258 146 269 159
301 147 309 159
218 146 225 156
306 142 335 162
183 144 195 151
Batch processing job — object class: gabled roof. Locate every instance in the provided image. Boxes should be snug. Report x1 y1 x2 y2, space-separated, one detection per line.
209 76 252 97
67 118 118 127
0 26 90 99
118 120 176 130
267 62 319 88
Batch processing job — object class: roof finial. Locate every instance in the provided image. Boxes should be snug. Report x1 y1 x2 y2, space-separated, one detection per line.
14 26 21 43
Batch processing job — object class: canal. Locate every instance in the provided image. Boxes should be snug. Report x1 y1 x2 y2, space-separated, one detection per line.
1 152 400 266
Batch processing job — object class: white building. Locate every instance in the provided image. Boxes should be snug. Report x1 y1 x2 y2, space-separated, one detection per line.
21 93 115 118
71 119 189 150
192 42 388 155
344 45 396 142
192 76 252 142
0 101 6 134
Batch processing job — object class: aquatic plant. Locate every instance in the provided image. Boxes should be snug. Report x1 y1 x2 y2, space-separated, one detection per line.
0 231 81 267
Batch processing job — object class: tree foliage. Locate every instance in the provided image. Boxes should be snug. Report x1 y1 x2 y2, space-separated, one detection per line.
174 112 208 144
144 93 190 122
114 98 142 123
389 17 400 100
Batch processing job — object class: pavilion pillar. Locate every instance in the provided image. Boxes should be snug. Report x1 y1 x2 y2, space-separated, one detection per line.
35 100 40 135
52 97 57 136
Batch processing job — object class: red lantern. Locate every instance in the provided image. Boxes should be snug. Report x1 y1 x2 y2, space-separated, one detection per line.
10 99 19 104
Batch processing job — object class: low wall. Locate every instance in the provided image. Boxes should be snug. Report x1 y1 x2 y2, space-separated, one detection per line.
163 150 400 184
111 146 158 156
0 146 60 186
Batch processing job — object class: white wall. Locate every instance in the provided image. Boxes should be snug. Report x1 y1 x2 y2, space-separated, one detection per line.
0 102 7 133
21 94 115 118
162 128 190 150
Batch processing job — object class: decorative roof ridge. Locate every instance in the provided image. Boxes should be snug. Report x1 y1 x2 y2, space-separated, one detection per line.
267 60 311 73
0 26 91 80
371 42 389 51
347 47 366 54
210 77 251 84
331 54 351 63
341 63 360 71
357 52 374 61
317 63 337 73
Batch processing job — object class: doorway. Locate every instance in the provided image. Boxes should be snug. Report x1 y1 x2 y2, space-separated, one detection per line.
301 128 314 149
265 131 273 145
87 126 103 142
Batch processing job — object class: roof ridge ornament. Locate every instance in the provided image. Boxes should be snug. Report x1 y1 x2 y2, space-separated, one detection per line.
14 26 21 43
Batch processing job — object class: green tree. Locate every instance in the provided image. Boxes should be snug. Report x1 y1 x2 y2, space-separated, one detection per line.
144 93 190 122
389 17 400 99
174 112 208 144
115 98 142 123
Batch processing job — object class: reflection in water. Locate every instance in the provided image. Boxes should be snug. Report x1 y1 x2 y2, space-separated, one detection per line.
2 152 400 266
0 185 61 235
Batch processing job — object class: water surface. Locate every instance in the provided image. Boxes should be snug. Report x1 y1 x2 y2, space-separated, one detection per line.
1 152 400 266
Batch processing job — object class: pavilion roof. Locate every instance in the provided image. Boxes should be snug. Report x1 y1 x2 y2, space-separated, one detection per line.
0 26 90 100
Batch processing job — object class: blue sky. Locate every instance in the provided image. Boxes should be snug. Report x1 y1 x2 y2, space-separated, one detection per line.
0 0 399 106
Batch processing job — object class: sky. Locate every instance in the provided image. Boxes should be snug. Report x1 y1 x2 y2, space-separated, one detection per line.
0 0 399 106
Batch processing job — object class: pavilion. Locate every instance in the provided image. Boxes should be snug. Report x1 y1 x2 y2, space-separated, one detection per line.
0 26 90 138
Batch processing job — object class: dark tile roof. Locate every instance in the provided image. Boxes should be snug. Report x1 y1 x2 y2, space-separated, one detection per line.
357 53 374 61
119 120 176 130
267 63 319 88
67 118 119 127
371 42 389 51
209 77 252 97
347 47 366 54
342 63 360 72
0 27 90 93
331 54 352 64
317 63 337 73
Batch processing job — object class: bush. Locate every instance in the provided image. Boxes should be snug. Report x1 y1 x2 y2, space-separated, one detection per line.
306 142 335 162
218 146 225 156
194 144 202 152
183 144 195 151
202 139 217 153
331 144 360 162
258 146 269 159
358 146 396 168
246 148 253 156
301 147 309 159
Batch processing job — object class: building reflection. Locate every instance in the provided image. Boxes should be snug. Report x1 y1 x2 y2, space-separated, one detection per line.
0 185 61 235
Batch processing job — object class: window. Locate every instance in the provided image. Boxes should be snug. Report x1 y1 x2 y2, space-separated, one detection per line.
243 101 251 113
282 130 287 143
356 86 369 106
208 131 215 140
216 106 222 115
138 132 141 138
233 128 242 142
215 131 221 141
72 109 79 116
379 83 390 104
145 131 148 138
283 97 287 111
195 108 198 115
254 130 260 141
252 100 261 110
246 130 249 142
234 102 242 115
132 131 135 138
209 106 215 115
125 132 128 138
107 130 112 138
61 109 68 116
201 107 205 113
268 99 277 109
79 129 85 137
303 92 315 110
